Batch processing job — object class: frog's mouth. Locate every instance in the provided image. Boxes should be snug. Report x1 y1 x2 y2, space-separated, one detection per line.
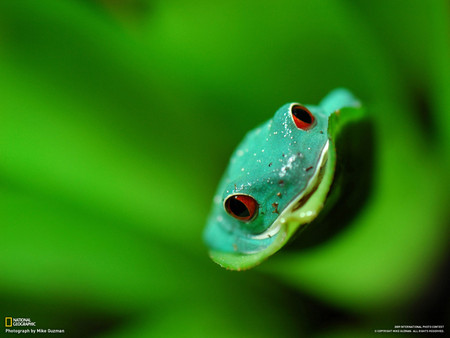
247 141 329 243
210 140 333 270
289 143 329 212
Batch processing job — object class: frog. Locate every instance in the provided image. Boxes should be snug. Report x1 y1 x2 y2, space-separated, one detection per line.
203 88 364 270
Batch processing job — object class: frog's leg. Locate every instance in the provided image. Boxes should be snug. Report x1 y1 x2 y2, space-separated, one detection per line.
320 88 361 116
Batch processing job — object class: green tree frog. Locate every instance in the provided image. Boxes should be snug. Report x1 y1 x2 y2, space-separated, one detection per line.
204 89 364 270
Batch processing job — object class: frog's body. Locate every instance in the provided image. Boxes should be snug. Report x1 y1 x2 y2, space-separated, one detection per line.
204 89 363 270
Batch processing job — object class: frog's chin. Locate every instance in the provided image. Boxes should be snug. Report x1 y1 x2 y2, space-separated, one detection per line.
209 141 334 271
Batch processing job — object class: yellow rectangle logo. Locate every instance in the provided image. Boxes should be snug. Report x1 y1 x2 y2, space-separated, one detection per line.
5 317 12 327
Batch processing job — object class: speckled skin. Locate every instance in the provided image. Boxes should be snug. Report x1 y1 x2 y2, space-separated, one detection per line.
204 89 359 255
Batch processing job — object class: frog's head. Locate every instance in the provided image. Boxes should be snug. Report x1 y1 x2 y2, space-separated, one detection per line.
203 89 360 269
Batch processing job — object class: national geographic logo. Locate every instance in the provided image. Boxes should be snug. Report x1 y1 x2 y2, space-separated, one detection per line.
4 316 65 334
4 317 36 327
5 317 12 327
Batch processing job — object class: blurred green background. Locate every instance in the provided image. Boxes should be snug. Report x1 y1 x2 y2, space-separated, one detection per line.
0 0 449 337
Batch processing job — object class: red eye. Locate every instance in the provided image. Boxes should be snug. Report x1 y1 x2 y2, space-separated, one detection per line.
225 195 258 221
291 104 315 130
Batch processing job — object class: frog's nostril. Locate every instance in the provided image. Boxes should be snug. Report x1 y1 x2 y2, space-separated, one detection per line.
291 104 315 130
225 195 258 221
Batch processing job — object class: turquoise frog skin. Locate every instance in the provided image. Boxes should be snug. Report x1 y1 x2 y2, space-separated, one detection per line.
204 89 362 270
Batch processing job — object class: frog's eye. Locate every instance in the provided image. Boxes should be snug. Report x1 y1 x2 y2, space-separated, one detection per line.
291 104 315 130
224 195 258 221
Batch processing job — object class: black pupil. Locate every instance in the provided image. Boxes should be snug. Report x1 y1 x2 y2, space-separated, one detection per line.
292 106 312 124
229 198 250 217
